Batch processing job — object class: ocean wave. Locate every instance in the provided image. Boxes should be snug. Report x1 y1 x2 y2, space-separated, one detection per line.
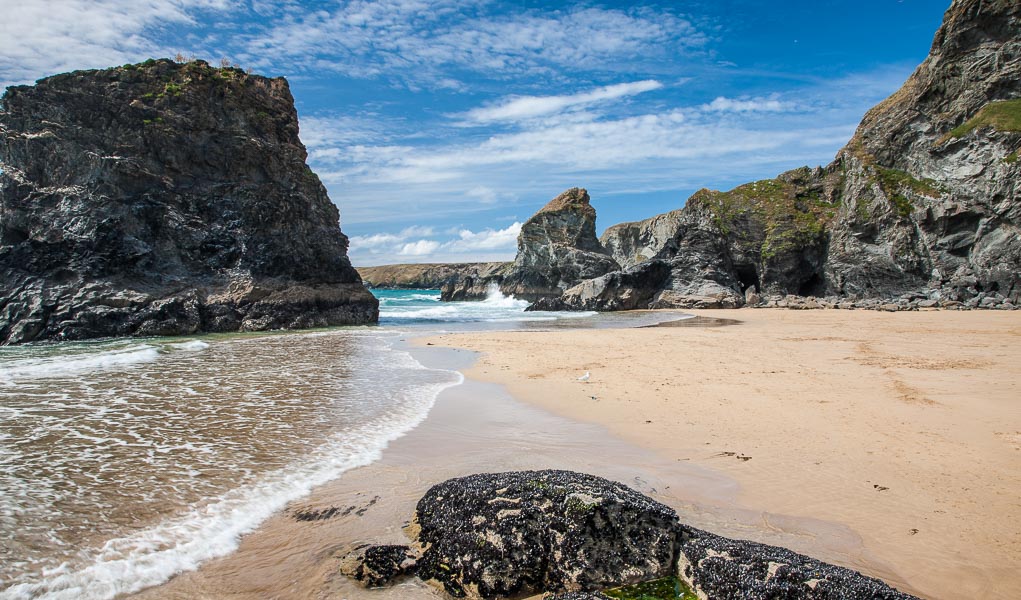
166 340 209 352
0 344 161 384
0 337 463 600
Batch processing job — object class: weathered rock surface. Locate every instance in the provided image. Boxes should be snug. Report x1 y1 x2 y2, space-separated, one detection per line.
0 59 377 344
413 470 678 597
345 470 916 599
437 262 515 301
340 544 419 588
546 0 1020 312
677 525 914 599
442 189 619 302
824 0 1021 302
358 262 511 291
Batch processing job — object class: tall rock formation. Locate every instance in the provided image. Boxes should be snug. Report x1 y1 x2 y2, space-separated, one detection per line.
547 0 1020 311
0 59 378 344
442 188 618 301
825 0 1020 301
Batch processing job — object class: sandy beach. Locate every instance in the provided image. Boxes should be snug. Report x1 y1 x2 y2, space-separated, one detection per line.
131 308 1021 600
427 309 1021 600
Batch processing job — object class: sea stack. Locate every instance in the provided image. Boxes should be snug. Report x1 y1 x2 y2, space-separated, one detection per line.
0 59 378 344
442 188 619 301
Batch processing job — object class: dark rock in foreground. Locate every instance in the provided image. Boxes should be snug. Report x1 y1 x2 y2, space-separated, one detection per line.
678 525 914 599
340 544 419 588
342 470 917 599
0 59 378 344
413 470 677 597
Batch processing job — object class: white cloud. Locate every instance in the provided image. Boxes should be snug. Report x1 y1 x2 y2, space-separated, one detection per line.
398 239 441 256
312 62 917 232
466 186 499 204
458 80 663 124
0 0 232 89
348 222 522 266
239 3 706 85
349 225 435 250
448 222 522 252
704 96 790 113
300 115 392 150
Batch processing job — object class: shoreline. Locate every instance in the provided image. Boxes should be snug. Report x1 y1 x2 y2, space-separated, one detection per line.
424 308 1021 600
129 317 923 599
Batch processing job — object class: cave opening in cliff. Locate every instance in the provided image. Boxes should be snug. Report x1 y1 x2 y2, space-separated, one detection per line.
734 264 760 293
798 273 826 297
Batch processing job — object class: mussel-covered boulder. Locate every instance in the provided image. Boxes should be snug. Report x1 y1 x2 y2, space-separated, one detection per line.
340 544 419 588
339 470 919 599
677 525 917 599
412 470 678 598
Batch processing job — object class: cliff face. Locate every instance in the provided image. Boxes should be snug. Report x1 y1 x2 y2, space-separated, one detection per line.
551 0 1020 311
826 0 1021 301
358 262 511 290
0 59 378 344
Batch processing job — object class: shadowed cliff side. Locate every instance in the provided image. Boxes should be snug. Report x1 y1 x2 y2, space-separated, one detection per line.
0 59 378 344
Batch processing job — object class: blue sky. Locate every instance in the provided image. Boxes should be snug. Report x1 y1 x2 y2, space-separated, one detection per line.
0 1 949 266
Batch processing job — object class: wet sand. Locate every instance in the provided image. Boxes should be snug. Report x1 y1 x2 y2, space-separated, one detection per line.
133 341 917 599
426 309 1021 600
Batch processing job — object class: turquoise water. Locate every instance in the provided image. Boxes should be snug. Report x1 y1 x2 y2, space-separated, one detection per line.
375 287 595 327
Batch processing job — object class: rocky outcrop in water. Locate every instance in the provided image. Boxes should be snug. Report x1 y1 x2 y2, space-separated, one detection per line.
442 188 619 302
358 262 511 291
342 470 917 599
0 59 377 344
545 0 1020 312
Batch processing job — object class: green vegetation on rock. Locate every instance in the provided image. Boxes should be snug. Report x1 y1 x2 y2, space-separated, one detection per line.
873 166 942 218
1005 151 1019 164
691 174 837 261
604 576 699 600
947 99 1021 139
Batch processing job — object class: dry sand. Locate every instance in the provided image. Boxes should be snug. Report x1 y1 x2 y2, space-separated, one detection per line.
134 309 1020 600
426 309 1021 600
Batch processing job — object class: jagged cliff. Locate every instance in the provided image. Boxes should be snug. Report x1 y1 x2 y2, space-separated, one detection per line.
442 188 619 301
0 59 378 344
359 262 511 290
545 0 1020 312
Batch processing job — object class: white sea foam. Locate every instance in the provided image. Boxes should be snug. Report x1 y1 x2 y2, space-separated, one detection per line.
0 335 463 600
380 284 562 324
167 340 209 352
0 344 160 384
479 284 529 308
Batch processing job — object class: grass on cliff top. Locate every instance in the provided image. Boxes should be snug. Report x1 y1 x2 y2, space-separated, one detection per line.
947 99 1021 139
690 168 837 260
603 576 698 600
